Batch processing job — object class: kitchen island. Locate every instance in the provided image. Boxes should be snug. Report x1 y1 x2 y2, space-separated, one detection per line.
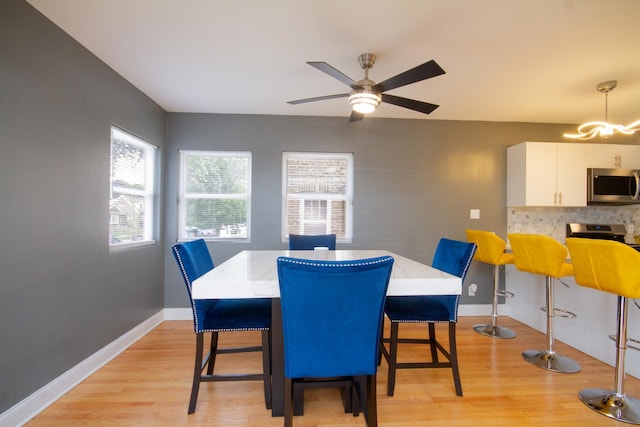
504 208 640 379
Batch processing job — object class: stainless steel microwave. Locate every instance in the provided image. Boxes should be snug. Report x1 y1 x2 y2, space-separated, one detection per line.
587 168 640 205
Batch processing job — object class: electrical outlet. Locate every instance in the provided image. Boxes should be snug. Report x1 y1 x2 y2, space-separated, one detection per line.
470 209 480 219
468 283 477 296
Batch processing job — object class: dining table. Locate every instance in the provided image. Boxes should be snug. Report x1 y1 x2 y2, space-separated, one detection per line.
191 249 462 416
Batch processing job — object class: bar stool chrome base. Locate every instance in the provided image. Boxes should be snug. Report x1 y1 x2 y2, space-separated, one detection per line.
522 349 581 373
579 388 640 424
473 323 516 339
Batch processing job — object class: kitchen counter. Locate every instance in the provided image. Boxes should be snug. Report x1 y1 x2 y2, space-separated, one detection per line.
504 265 640 379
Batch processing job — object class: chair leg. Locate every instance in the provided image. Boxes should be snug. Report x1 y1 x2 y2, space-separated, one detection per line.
293 382 304 416
382 321 462 397
449 322 462 396
350 381 360 416
261 330 272 409
378 316 385 366
206 331 218 375
522 276 580 373
428 323 439 363
284 377 293 427
387 322 399 396
579 296 640 424
364 374 377 427
336 383 355 415
188 333 205 414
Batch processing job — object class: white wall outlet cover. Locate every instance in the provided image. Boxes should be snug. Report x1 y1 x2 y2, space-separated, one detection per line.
468 283 477 296
470 209 480 219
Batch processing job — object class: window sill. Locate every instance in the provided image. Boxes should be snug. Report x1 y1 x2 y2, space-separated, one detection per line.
109 240 157 253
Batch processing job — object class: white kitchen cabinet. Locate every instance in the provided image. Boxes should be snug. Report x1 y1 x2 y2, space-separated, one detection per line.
586 143 640 169
507 142 587 207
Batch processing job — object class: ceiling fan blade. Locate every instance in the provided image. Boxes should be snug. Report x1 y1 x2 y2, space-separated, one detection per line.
287 93 349 105
307 62 361 89
381 94 440 115
349 111 364 122
373 59 445 93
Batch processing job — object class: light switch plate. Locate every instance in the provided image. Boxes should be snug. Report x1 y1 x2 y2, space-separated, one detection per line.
470 209 480 219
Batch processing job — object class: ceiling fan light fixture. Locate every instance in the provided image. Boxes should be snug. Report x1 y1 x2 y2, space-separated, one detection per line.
349 89 381 114
564 80 640 140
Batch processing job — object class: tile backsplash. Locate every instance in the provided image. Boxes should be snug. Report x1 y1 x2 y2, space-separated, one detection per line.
507 206 640 243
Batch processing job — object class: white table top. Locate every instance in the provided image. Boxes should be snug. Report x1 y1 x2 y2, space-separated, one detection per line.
192 250 461 299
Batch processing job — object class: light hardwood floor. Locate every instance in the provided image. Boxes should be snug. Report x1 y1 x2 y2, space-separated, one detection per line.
28 317 640 426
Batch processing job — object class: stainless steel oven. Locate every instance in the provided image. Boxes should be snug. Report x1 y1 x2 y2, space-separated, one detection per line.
566 223 640 251
587 168 640 205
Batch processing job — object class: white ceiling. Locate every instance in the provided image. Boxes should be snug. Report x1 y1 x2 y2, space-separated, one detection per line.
27 0 640 125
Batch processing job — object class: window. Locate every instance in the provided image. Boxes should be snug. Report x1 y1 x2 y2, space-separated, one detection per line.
109 126 158 250
282 152 353 242
179 151 251 241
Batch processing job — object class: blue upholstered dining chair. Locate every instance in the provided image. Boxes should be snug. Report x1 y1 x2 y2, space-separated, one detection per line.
277 255 395 427
288 233 337 250
380 238 477 397
172 239 272 414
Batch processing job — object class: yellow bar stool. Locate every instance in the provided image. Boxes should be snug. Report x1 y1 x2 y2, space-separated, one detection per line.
465 229 516 339
567 238 640 424
508 233 581 373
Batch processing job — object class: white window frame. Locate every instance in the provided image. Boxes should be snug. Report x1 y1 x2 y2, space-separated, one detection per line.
281 152 353 243
178 150 252 242
109 126 158 251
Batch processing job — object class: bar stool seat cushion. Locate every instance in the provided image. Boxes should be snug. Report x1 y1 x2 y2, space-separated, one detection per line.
470 231 514 266
384 296 453 323
197 299 271 332
508 233 573 278
567 238 640 298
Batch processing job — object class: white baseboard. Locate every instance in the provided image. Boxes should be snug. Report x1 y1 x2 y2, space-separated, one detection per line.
0 310 165 427
163 307 194 320
458 304 492 316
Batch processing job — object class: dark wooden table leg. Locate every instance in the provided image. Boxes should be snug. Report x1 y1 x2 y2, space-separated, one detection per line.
271 298 284 416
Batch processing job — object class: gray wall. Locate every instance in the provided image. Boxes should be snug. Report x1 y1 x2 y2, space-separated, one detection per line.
164 113 572 307
1 0 597 415
0 0 166 412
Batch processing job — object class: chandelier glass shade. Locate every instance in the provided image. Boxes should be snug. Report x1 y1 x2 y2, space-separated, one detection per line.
564 80 639 141
349 88 382 114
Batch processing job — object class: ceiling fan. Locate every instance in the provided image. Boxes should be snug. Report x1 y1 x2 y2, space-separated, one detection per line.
287 53 445 122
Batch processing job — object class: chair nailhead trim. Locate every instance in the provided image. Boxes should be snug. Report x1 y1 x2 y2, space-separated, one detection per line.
278 255 394 268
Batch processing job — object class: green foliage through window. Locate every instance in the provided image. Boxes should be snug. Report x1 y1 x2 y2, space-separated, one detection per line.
179 151 251 240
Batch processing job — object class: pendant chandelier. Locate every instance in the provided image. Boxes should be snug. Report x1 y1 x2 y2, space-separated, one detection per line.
563 80 640 140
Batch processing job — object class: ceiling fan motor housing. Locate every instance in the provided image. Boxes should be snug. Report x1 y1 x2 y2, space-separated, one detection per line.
358 53 376 70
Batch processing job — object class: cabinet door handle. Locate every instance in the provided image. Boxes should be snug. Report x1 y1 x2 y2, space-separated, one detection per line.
558 192 562 205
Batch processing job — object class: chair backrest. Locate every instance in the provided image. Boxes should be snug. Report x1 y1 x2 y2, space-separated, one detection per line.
508 233 573 278
171 239 215 332
567 238 640 298
428 238 477 323
465 229 514 266
432 238 477 281
277 256 394 379
288 233 337 250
